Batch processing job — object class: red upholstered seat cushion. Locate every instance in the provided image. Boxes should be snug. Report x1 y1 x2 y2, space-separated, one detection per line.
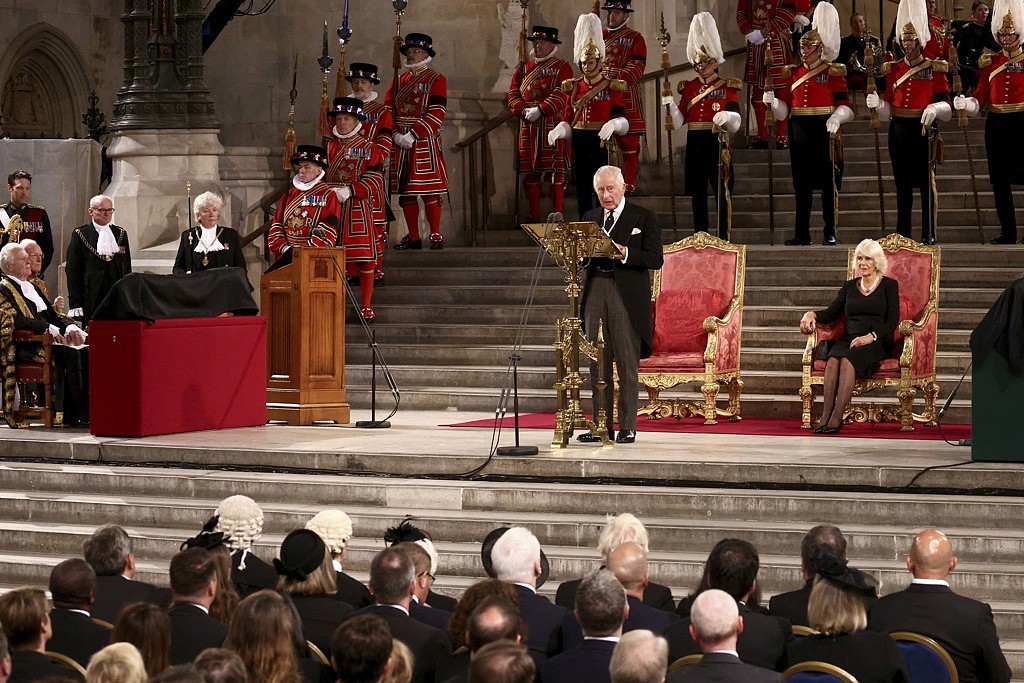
652 288 729 354
15 365 46 382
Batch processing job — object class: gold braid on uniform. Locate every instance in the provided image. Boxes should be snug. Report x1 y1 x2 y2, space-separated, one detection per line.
0 280 44 429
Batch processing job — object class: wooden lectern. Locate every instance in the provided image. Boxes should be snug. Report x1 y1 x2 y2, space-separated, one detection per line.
261 246 350 424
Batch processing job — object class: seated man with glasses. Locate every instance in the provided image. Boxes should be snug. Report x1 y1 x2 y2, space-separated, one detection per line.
65 194 132 325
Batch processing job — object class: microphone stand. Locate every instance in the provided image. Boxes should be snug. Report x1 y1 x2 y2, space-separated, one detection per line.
938 361 971 446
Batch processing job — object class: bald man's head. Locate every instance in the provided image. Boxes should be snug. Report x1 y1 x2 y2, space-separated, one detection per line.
607 542 648 595
908 529 957 579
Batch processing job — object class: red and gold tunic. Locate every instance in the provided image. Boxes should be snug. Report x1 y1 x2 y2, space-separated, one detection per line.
924 16 951 61
777 61 852 114
508 56 573 173
736 0 798 87
602 26 647 134
972 49 1024 111
881 57 951 116
0 202 53 272
325 128 386 264
384 66 448 195
267 180 340 259
559 76 627 130
678 76 742 128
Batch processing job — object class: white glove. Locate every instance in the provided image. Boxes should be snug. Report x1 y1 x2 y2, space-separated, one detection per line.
865 92 880 109
792 15 810 28
921 106 937 125
599 117 629 140
921 102 953 125
953 95 967 111
333 186 352 203
762 91 776 107
952 95 981 116
826 115 841 134
524 106 542 122
669 103 684 129
547 121 572 145
715 110 742 133
712 111 731 128
746 29 765 45
393 132 415 149
661 95 676 106
68 306 84 318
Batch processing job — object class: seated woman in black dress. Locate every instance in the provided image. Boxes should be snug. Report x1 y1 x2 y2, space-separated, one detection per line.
787 552 908 682
173 191 247 274
799 238 899 434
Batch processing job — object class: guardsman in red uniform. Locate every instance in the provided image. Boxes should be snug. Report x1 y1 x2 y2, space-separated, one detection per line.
868 0 951 243
507 26 573 222
663 12 742 238
737 0 799 148
925 0 952 59
955 0 1024 243
385 33 448 250
325 98 386 322
601 0 647 192
2 170 54 273
765 2 854 245
267 145 341 259
549 12 629 218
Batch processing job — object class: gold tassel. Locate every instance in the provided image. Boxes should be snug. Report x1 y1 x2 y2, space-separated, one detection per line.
335 45 349 98
283 121 296 171
317 76 331 138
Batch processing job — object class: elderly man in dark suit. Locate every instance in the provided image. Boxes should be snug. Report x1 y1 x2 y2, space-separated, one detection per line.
609 630 668 683
667 589 781 682
868 528 1012 683
540 569 626 683
45 558 111 668
577 165 663 444
65 194 131 324
348 546 451 683
167 547 227 665
83 524 171 623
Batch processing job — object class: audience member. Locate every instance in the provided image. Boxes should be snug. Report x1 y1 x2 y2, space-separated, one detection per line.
223 590 306 683
181 516 241 625
491 527 569 662
348 546 450 683
151 664 205 683
46 558 112 668
0 586 83 682
604 542 677 637
468 641 535 683
481 527 550 588
307 509 374 609
213 495 278 596
167 547 228 665
84 642 146 683
0 632 10 683
384 519 457 610
395 541 451 637
664 539 791 670
83 524 171 623
768 524 875 626
541 569 626 683
609 630 667 683
193 648 247 683
787 551 906 682
438 580 522 683
556 514 675 613
111 602 171 679
441 597 525 683
380 640 413 683
330 614 394 683
276 528 354 655
868 529 1011 683
667 589 780 682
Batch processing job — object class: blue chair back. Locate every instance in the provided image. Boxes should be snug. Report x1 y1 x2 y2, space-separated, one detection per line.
892 634 958 683
786 674 846 683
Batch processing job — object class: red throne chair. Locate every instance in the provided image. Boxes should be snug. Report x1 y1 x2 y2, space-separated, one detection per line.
800 233 941 431
638 232 746 425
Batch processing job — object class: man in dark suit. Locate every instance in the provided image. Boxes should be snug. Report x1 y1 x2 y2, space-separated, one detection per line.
609 630 668 683
491 526 570 663
45 558 111 668
769 524 876 627
396 542 452 640
0 587 83 682
577 165 663 444
167 547 228 665
83 524 172 623
331 614 393 683
442 597 526 683
667 589 781 682
65 194 131 324
540 569 625 683
470 641 536 683
868 528 1011 683
348 546 451 683
664 539 791 670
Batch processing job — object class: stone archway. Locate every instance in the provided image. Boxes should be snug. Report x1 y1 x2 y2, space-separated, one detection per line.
0 23 92 138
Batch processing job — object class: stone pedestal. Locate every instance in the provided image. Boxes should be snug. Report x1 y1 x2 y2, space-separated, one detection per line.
105 129 225 254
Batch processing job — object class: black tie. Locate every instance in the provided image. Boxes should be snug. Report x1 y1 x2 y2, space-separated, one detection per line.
604 211 615 234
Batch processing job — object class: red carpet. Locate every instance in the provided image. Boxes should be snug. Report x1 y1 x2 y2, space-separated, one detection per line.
444 413 971 441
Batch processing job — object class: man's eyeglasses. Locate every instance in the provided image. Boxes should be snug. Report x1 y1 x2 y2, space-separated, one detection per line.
91 208 115 215
418 571 436 582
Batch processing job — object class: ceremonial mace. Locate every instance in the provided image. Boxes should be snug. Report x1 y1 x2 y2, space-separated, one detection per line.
317 21 335 139
389 0 408 205
335 0 353 99
764 38 776 246
949 41 985 243
282 52 298 170
857 36 887 230
658 12 678 238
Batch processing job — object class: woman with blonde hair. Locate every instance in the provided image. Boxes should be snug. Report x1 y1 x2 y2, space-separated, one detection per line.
380 639 414 683
799 238 899 434
111 602 171 678
86 642 147 683
172 191 247 274
224 590 304 683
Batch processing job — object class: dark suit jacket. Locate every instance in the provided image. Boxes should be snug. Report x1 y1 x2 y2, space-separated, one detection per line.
666 603 791 671
348 604 450 683
427 589 458 612
91 574 172 624
867 582 1011 683
580 202 664 358
230 549 279 596
563 595 677 649
667 651 782 682
539 638 617 683
172 226 246 274
291 593 354 656
556 576 676 614
9 649 84 683
410 599 452 644
334 569 374 609
66 223 132 322
513 584 570 662
787 631 908 683
769 579 876 628
167 601 228 665
46 608 111 668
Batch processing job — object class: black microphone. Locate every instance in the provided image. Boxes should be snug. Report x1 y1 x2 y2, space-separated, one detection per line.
546 212 563 223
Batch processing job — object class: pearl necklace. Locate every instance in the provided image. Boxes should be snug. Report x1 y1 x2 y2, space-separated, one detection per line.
858 274 881 295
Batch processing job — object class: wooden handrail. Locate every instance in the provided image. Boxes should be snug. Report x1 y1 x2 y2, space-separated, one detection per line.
239 181 290 248
455 110 515 148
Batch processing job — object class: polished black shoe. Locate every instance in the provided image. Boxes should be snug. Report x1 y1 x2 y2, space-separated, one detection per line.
784 237 812 246
576 432 602 443
394 236 422 250
821 235 837 246
812 424 828 434
749 139 769 150
820 424 842 434
921 235 937 245
615 429 636 444
991 234 1017 245
429 236 444 250
776 140 789 149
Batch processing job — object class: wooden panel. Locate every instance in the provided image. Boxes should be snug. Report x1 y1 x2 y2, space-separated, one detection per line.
308 292 337 377
267 291 293 379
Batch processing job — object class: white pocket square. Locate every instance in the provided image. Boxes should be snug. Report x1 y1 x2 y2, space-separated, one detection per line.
630 227 641 235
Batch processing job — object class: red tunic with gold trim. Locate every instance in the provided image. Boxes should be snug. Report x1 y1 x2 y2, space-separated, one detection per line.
881 57 951 112
384 66 448 195
972 49 1024 110
679 76 742 126
267 180 341 259
508 56 573 173
737 0 798 87
924 16 951 60
777 61 852 112
360 99 395 159
325 129 386 264
559 76 627 130
973 49 1024 183
602 26 647 135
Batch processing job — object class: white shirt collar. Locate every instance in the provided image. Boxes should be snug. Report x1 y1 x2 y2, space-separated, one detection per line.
706 649 739 657
533 47 559 63
377 603 410 616
8 275 46 313
182 601 210 614
583 635 621 643
512 582 537 594
92 221 119 255
332 122 363 140
911 578 950 586
604 196 626 229
292 170 325 192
